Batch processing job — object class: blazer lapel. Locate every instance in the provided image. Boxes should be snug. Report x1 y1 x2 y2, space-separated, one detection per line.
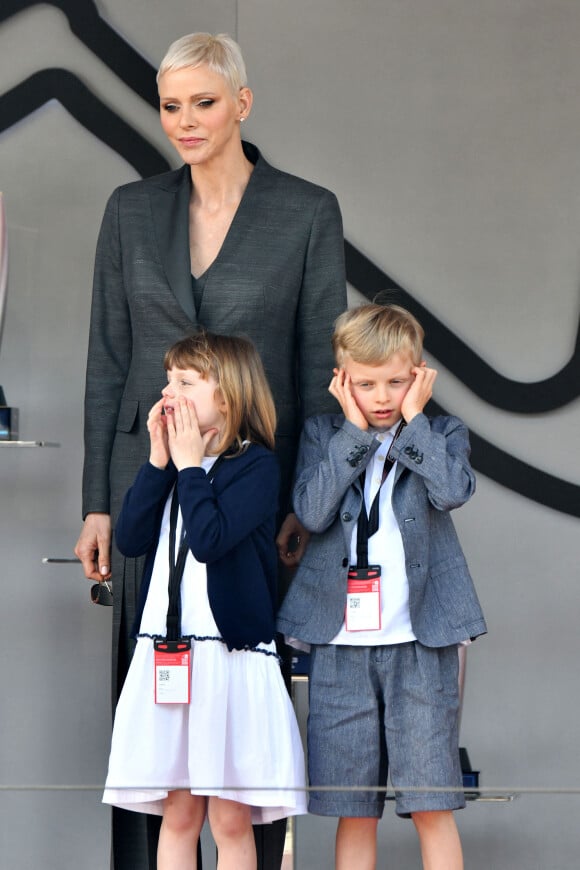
196 142 263 318
392 462 406 486
148 165 197 323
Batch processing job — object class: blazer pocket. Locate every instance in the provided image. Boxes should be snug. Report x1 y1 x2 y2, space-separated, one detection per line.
116 399 139 433
282 564 326 622
429 558 476 630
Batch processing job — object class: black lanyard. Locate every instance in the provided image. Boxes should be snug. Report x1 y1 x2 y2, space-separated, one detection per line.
355 422 404 569
165 452 227 641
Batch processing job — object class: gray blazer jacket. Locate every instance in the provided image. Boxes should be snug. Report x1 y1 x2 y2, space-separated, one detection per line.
82 142 347 523
82 143 347 682
277 412 487 647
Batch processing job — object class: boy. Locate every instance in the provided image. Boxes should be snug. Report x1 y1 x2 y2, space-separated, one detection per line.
277 303 486 870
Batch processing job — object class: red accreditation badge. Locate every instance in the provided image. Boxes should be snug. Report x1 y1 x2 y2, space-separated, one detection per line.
345 566 382 631
153 638 192 704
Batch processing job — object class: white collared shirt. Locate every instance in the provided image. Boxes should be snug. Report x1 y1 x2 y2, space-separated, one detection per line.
331 422 416 646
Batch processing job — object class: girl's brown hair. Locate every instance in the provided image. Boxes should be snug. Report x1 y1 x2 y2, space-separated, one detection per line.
164 331 276 455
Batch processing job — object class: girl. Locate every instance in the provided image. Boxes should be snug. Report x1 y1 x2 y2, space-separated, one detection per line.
103 331 307 869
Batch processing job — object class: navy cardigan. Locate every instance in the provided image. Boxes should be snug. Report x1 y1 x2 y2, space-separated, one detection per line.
115 443 280 651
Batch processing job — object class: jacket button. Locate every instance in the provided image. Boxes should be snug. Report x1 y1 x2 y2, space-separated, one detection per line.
342 512 352 522
342 558 349 567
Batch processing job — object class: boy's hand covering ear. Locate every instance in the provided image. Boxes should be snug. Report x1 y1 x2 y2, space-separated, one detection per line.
329 368 369 430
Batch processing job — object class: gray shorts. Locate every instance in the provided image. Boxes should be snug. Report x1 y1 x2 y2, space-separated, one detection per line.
307 641 465 818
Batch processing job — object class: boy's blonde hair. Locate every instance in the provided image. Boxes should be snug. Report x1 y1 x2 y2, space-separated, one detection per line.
164 332 276 455
332 303 424 366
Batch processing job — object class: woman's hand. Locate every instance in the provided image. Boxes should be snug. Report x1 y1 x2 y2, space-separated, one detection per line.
329 368 368 430
147 398 170 469
74 512 112 581
166 397 218 470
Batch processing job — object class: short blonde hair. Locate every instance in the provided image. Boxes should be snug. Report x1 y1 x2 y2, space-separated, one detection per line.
164 332 276 455
332 303 424 367
157 32 247 94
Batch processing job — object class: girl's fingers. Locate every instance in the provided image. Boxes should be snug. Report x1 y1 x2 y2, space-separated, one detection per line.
147 397 164 423
165 407 177 437
172 398 190 432
173 397 197 429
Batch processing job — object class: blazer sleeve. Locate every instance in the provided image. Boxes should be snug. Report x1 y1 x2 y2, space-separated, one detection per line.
390 413 476 511
177 449 279 563
293 416 378 533
114 462 176 557
296 191 347 421
82 188 132 517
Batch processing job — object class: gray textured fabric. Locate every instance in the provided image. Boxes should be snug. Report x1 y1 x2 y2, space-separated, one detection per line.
82 144 346 868
278 413 487 646
83 143 346 523
82 140 346 685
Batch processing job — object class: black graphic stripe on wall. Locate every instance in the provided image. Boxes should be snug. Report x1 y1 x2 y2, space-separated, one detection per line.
345 241 580 414
0 0 159 108
427 401 579 518
0 69 170 178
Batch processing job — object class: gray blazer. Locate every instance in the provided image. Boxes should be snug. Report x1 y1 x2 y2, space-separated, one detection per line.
277 412 487 647
81 142 347 685
82 142 347 523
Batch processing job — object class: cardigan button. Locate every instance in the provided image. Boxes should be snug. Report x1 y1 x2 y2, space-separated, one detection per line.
342 512 353 522
342 558 349 567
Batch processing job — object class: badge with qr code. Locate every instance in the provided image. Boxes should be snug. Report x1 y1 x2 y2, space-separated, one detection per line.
153 639 192 704
345 566 381 631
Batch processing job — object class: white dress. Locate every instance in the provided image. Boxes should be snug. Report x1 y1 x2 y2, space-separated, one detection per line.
103 458 307 823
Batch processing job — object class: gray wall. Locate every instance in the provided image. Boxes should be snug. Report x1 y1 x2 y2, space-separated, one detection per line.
1 1 578 867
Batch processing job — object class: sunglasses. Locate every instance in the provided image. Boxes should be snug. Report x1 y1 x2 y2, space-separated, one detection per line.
90 579 113 606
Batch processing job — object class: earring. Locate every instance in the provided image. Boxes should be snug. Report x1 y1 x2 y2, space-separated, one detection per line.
240 117 245 122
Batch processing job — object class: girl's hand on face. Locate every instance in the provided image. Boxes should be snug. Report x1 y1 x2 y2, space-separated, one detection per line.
329 368 369 431
401 362 437 422
166 397 219 470
147 398 170 469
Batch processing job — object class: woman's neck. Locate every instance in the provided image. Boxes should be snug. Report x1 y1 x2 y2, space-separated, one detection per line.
188 146 254 277
189 147 253 211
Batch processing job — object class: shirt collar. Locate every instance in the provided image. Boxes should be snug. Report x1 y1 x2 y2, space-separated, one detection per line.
368 420 403 443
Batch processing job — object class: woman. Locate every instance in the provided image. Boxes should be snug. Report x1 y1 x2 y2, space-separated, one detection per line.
75 32 347 870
